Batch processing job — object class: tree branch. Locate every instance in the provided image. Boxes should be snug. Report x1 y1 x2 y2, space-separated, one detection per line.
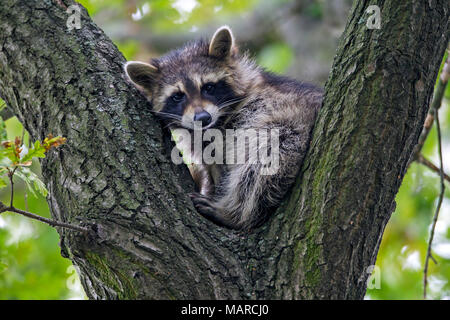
0 202 89 233
416 153 450 184
8 167 15 207
423 108 446 299
410 48 449 164
1 159 88 234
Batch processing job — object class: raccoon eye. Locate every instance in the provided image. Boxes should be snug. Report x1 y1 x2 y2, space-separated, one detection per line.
202 83 216 94
171 92 185 102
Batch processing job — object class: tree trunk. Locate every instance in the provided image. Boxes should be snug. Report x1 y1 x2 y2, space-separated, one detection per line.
0 0 448 299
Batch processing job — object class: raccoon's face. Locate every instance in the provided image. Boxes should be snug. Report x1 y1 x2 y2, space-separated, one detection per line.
125 26 244 130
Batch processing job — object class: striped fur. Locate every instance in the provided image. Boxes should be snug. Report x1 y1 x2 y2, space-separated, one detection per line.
125 26 323 230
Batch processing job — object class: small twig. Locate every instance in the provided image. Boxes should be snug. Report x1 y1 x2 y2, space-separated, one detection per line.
1 164 87 234
429 254 438 265
423 109 445 300
421 47 449 299
416 153 450 184
0 202 88 233
8 167 17 208
410 50 449 166
411 113 435 163
0 131 87 234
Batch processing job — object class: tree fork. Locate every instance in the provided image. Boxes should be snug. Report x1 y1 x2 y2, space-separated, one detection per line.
0 0 449 299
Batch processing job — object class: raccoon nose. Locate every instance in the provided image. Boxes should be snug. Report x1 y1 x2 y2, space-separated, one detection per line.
194 111 212 126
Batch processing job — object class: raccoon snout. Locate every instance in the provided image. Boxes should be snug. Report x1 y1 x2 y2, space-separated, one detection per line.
194 111 212 127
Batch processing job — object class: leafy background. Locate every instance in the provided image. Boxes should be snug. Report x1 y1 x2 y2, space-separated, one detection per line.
0 0 449 299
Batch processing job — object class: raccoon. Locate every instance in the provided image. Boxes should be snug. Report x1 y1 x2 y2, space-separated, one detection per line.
125 26 322 230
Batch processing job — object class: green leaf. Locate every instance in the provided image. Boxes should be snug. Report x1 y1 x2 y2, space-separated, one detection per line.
0 142 19 164
15 168 48 197
20 147 46 164
19 139 48 164
0 176 7 189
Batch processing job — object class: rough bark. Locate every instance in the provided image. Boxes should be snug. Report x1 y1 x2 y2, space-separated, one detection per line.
0 0 448 299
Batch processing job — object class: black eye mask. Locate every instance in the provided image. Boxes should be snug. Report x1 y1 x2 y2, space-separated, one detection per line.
201 80 236 107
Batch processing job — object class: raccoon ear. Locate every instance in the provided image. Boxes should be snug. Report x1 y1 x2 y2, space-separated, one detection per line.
209 26 234 59
124 61 159 88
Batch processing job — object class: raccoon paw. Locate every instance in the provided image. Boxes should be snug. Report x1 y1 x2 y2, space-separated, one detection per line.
189 193 232 228
189 193 217 216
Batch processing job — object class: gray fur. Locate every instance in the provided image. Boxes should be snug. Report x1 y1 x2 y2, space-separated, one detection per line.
125 26 323 230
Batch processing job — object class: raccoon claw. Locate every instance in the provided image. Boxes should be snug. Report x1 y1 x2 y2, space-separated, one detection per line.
189 193 217 216
190 193 234 229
